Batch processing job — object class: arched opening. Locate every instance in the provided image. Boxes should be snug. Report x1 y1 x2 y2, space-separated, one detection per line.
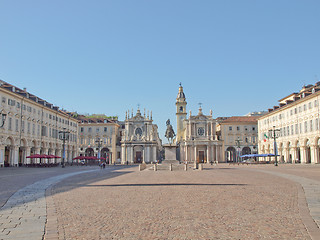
296 142 301 163
134 145 143 163
101 147 110 163
5 137 14 167
85 148 94 157
241 147 251 155
226 147 236 162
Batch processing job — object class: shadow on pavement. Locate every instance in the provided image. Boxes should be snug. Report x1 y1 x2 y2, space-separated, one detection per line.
83 183 247 187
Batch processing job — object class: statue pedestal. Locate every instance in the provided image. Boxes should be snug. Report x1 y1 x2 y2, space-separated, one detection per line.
162 144 179 164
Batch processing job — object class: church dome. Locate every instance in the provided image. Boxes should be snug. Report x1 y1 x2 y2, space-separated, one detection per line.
177 85 185 99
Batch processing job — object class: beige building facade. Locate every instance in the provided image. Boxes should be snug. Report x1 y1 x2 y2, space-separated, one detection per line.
217 116 259 162
258 82 320 164
0 80 78 167
78 116 120 164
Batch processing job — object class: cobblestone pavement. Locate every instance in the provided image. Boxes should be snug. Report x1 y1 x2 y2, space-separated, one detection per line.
47 164 320 240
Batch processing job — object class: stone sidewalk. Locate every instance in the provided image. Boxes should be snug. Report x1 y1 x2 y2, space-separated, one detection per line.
0 169 98 240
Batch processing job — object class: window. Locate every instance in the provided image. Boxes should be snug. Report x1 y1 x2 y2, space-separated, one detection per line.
291 125 293 135
310 120 313 132
237 126 240 131
88 127 92 133
295 124 298 135
135 127 142 136
198 127 205 136
299 106 302 113
245 127 248 131
300 123 302 134
252 127 255 131
245 137 248 143
316 119 319 131
17 102 20 108
37 125 40 136
27 122 30 133
80 127 84 132
8 117 12 130
32 124 35 135
287 126 290 136
104 127 107 132
304 104 307 111
41 126 47 136
15 119 19 131
252 136 256 143
2 97 6 103
315 100 318 107
229 126 232 131
304 121 308 133
309 102 312 109
21 121 25 132
96 127 100 133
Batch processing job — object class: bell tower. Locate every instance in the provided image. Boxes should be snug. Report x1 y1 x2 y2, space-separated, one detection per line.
176 83 187 142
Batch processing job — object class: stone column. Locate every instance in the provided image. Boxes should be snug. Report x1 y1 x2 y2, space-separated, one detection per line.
12 146 19 167
153 146 156 163
207 145 210 164
194 145 197 163
310 145 317 164
301 146 307 164
121 145 126 164
0 146 4 167
131 146 134 163
215 145 219 163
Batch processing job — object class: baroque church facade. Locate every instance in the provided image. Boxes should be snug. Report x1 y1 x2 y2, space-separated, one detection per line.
175 85 224 163
120 108 162 164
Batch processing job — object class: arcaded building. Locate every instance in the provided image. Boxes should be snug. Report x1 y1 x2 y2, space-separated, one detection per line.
258 82 320 164
0 80 78 167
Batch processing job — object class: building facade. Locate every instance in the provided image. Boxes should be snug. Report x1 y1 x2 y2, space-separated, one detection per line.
0 80 78 167
258 82 320 164
175 85 224 163
121 108 162 164
77 115 120 164
217 116 259 162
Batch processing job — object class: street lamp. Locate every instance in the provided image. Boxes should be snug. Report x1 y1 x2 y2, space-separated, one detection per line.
95 137 103 161
269 126 280 166
235 137 242 163
0 112 7 128
59 128 70 168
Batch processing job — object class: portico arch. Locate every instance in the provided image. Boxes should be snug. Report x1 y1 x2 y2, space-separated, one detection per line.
226 147 236 162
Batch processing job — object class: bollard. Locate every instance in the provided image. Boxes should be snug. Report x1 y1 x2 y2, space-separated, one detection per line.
194 162 198 169
169 164 172 171
199 164 203 171
154 164 157 171
139 164 141 171
184 164 187 171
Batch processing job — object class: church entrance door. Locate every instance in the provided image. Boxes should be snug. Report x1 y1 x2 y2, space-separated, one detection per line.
135 151 142 163
199 151 205 163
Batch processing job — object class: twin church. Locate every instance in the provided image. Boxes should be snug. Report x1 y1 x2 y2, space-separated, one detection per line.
174 84 223 163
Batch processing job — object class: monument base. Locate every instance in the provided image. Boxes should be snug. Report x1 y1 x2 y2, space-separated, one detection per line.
162 144 179 164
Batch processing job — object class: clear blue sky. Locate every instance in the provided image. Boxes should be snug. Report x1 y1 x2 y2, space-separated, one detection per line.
1 0 319 141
